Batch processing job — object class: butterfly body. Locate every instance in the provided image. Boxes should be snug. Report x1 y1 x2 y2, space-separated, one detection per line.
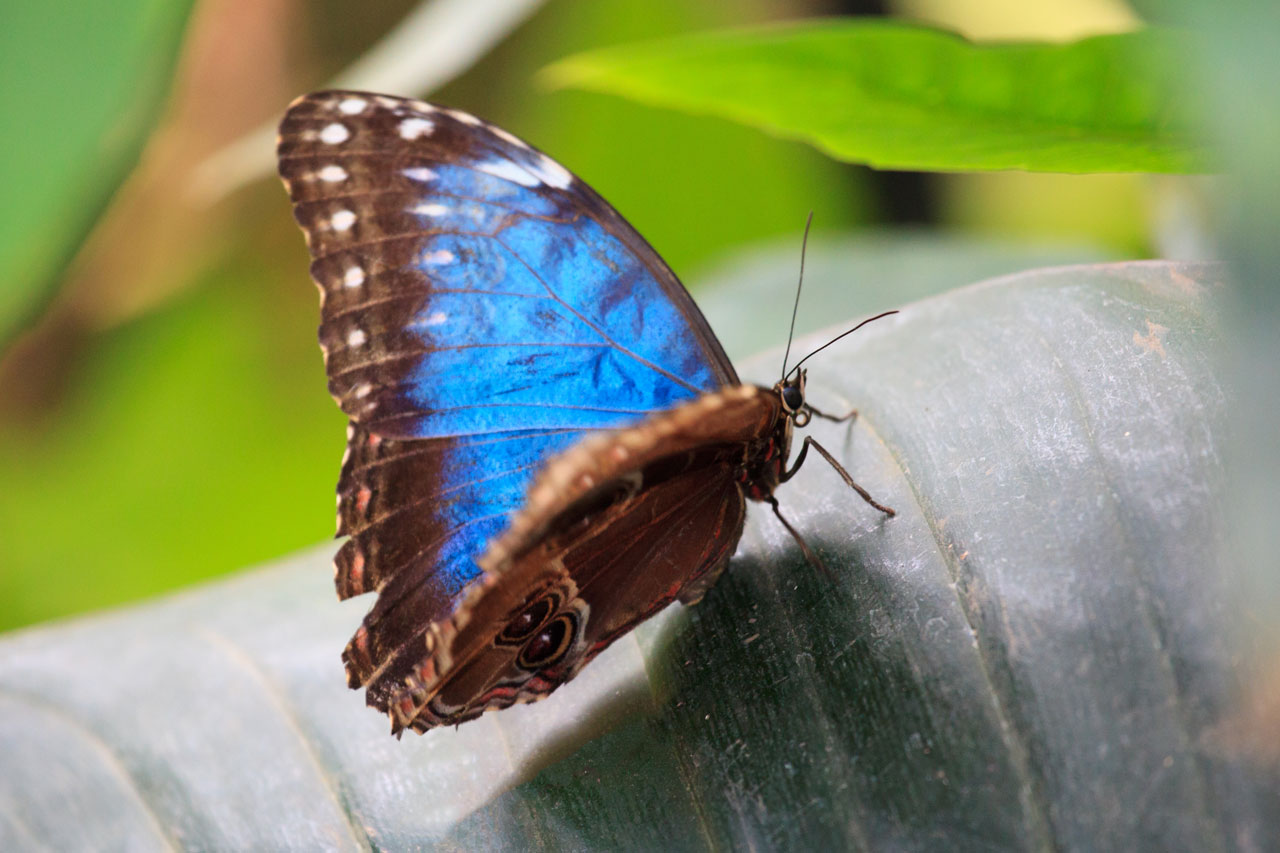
277 91 868 735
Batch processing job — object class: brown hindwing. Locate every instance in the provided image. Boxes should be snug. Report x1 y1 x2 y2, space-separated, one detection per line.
379 385 782 732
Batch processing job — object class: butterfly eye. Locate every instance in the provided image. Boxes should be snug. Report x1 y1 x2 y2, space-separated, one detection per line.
517 614 578 670
781 384 804 412
498 596 554 644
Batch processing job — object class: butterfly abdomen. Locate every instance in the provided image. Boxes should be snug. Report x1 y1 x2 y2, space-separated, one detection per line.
739 416 795 502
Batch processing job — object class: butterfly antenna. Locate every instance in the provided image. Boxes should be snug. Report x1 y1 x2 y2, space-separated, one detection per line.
779 211 815 382
787 310 900 380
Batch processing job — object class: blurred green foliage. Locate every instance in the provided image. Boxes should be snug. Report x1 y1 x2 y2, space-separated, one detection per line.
0 0 863 632
0 0 194 344
0 242 341 628
1130 0 1280 641
0 0 1190 634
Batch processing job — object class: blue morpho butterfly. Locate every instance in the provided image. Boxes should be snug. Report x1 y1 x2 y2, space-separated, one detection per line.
277 91 895 735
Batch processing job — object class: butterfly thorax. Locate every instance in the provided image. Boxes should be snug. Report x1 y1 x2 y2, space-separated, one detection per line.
738 374 806 502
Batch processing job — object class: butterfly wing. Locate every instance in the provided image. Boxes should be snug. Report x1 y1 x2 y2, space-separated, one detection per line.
398 385 780 733
277 91 740 722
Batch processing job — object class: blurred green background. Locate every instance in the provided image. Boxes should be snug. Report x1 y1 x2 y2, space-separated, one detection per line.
0 0 1175 632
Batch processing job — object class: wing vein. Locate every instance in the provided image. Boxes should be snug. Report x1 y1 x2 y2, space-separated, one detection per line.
497 234 702 396
348 462 542 534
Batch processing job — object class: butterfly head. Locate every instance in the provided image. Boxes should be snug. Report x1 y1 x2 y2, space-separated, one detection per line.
777 369 811 428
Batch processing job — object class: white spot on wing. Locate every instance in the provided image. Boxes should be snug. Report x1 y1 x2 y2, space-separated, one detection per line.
338 97 368 115
403 167 437 182
411 202 449 217
490 125 529 150
399 117 434 139
320 123 350 144
318 165 348 182
343 267 365 288
448 109 482 126
475 159 539 187
425 311 447 326
347 328 367 347
331 209 356 231
353 383 373 399
422 249 455 265
529 153 572 189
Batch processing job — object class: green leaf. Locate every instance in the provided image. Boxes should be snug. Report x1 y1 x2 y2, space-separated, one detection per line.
2 260 1268 850
0 0 194 345
542 20 1208 174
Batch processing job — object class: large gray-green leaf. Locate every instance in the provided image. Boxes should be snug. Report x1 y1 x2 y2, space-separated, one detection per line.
453 260 1264 850
1 261 1268 850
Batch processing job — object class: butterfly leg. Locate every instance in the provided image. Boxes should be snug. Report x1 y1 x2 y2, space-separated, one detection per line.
805 404 858 423
766 496 835 583
781 436 896 518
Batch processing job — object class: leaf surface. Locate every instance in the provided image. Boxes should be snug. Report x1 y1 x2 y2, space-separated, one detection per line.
544 21 1207 174
1 261 1268 850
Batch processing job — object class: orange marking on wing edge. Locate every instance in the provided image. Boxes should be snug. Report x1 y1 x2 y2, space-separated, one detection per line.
417 659 437 683
481 685 520 703
350 550 365 590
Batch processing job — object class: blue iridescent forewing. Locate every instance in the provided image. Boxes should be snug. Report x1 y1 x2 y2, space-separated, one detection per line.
276 91 736 703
